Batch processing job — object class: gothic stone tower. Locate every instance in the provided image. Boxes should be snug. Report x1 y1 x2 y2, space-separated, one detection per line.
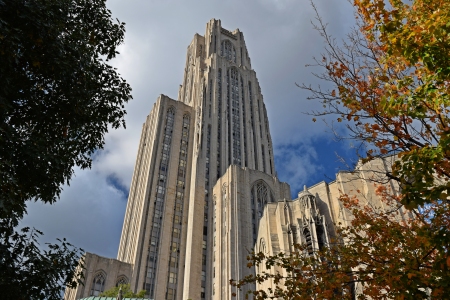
63 19 406 300
117 19 282 300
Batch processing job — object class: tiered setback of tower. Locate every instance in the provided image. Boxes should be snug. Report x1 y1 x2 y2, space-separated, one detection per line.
116 18 278 300
64 20 411 300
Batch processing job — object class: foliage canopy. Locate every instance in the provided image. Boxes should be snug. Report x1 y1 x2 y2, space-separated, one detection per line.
99 284 146 298
0 0 131 298
0 0 132 222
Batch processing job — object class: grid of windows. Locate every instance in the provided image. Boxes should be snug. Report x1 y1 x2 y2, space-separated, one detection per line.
241 78 247 167
209 79 213 118
166 114 190 298
217 69 222 179
303 228 314 255
220 40 236 63
264 110 273 174
145 107 175 298
227 68 241 165
185 56 192 103
200 125 212 299
248 82 258 170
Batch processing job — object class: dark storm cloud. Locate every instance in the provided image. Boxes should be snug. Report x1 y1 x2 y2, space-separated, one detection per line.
23 0 356 258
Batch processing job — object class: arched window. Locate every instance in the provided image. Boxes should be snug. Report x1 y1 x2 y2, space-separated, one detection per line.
220 40 236 62
90 272 106 296
251 180 274 219
303 228 314 255
116 275 128 287
259 238 266 253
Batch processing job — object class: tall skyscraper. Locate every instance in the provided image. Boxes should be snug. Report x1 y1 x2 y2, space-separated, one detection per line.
65 19 406 300
116 19 287 299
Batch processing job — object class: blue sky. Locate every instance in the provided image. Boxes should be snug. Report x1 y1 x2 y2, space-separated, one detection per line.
22 0 357 259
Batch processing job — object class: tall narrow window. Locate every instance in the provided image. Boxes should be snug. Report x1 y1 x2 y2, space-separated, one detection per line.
241 78 247 167
227 68 241 165
304 228 314 255
90 272 106 296
145 107 175 298
261 144 266 173
251 180 274 220
166 114 190 293
217 69 222 179
249 82 258 169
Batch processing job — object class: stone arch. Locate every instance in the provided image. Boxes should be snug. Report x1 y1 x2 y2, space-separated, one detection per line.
167 105 176 115
115 275 129 287
251 180 274 218
220 39 236 62
90 270 107 296
259 238 266 254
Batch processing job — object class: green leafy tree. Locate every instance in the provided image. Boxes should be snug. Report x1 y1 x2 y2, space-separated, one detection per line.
0 227 84 300
0 0 131 298
0 0 131 222
99 284 146 298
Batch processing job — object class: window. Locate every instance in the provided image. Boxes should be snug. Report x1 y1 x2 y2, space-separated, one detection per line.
221 40 236 62
227 68 241 165
170 256 178 268
217 68 222 178
201 271 206 281
167 288 175 300
251 180 274 219
169 272 177 284
173 227 180 238
202 240 207 250
90 272 106 296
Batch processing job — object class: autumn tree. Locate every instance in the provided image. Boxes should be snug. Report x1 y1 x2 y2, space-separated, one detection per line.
0 0 131 298
232 0 450 298
306 0 450 209
233 189 449 299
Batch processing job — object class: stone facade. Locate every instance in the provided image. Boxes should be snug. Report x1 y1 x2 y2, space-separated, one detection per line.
64 19 412 300
64 253 132 300
114 19 278 300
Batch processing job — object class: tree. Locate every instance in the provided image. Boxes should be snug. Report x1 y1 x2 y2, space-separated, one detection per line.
231 0 450 298
0 227 84 300
232 188 450 299
0 0 131 298
99 284 146 298
302 0 450 209
0 0 131 221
